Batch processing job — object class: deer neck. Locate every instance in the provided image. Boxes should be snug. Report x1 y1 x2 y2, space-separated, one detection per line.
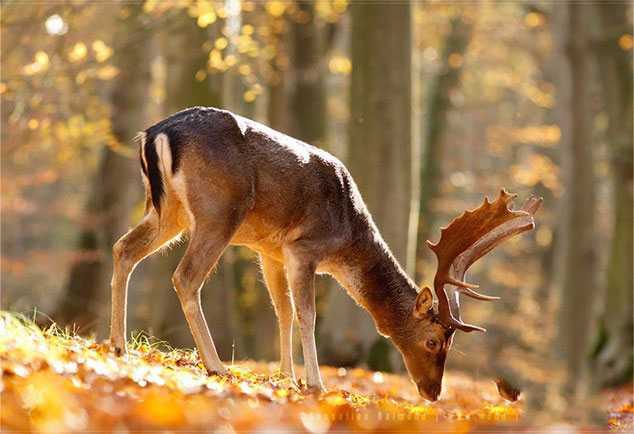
332 232 419 337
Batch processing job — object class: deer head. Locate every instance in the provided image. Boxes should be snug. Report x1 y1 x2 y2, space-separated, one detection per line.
394 190 541 401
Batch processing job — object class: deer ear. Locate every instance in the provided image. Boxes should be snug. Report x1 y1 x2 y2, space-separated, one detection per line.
414 286 434 318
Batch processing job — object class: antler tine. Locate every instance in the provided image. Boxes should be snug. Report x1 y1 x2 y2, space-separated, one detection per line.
427 190 541 333
444 274 499 300
522 195 543 214
445 275 479 289
459 286 500 301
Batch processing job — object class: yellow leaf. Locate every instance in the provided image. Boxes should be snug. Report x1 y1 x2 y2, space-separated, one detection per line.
35 51 49 66
238 64 251 76
27 119 39 130
68 43 87 63
195 70 206 82
266 0 286 18
96 66 119 80
23 51 49 75
619 34 633 51
328 55 351 75
197 12 216 28
225 54 237 67
215 37 228 50
92 40 113 62
243 90 256 103
144 0 158 13
524 12 544 28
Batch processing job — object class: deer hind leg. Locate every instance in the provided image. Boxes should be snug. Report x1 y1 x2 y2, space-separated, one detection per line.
284 248 324 391
110 209 183 355
171 193 247 375
260 254 296 381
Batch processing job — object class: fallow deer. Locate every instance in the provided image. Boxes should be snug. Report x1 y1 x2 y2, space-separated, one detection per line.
109 106 541 401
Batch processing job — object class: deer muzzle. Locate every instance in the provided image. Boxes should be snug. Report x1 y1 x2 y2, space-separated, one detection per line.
417 380 441 402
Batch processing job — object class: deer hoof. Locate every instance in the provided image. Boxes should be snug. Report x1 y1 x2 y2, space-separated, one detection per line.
206 367 228 377
302 383 326 395
105 338 126 356
113 344 127 357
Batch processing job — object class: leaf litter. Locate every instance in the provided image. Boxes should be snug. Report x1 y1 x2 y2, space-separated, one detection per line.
0 312 627 432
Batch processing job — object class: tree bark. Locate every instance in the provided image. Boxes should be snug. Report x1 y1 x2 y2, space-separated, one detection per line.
56 3 151 331
290 0 326 145
552 1 597 398
321 0 412 370
414 15 471 281
591 0 633 388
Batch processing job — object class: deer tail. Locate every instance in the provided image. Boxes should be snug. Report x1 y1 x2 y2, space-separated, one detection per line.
138 130 174 215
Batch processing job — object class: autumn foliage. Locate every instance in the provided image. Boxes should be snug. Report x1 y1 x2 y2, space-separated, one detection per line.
2 312 631 433
0 312 521 432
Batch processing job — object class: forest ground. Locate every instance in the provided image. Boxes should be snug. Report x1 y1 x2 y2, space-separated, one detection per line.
0 312 631 433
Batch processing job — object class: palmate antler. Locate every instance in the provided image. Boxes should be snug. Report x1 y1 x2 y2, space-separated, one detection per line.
426 190 542 332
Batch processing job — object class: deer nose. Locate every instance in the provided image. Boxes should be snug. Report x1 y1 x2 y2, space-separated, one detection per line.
417 381 441 402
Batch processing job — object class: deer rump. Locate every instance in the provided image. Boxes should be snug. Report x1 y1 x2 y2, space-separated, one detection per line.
139 107 249 214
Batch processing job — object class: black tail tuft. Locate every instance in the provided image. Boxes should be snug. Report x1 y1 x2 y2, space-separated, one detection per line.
144 131 164 214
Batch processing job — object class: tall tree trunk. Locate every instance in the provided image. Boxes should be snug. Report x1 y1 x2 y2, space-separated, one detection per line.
321 1 412 370
56 3 151 332
414 15 471 280
268 56 290 133
553 1 597 398
591 0 633 388
290 0 325 145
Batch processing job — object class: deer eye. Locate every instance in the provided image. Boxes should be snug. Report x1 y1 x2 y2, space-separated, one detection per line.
425 339 438 351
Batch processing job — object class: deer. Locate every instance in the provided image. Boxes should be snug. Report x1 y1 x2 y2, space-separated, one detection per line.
109 106 541 401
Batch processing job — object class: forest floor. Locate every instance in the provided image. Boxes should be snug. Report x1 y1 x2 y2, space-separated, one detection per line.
0 312 631 433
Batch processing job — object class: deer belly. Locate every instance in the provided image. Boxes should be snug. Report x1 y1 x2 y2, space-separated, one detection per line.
230 219 285 260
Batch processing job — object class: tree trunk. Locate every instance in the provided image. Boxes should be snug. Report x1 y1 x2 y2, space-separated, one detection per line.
290 0 326 145
268 56 290 133
414 15 471 281
552 1 597 398
591 0 633 388
56 3 151 332
321 1 412 370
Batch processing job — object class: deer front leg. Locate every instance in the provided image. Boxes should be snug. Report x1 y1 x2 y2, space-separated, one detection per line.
172 222 232 375
110 211 180 355
284 250 324 391
260 254 296 381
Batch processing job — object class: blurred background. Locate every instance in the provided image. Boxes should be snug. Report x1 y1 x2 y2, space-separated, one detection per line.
1 0 632 418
